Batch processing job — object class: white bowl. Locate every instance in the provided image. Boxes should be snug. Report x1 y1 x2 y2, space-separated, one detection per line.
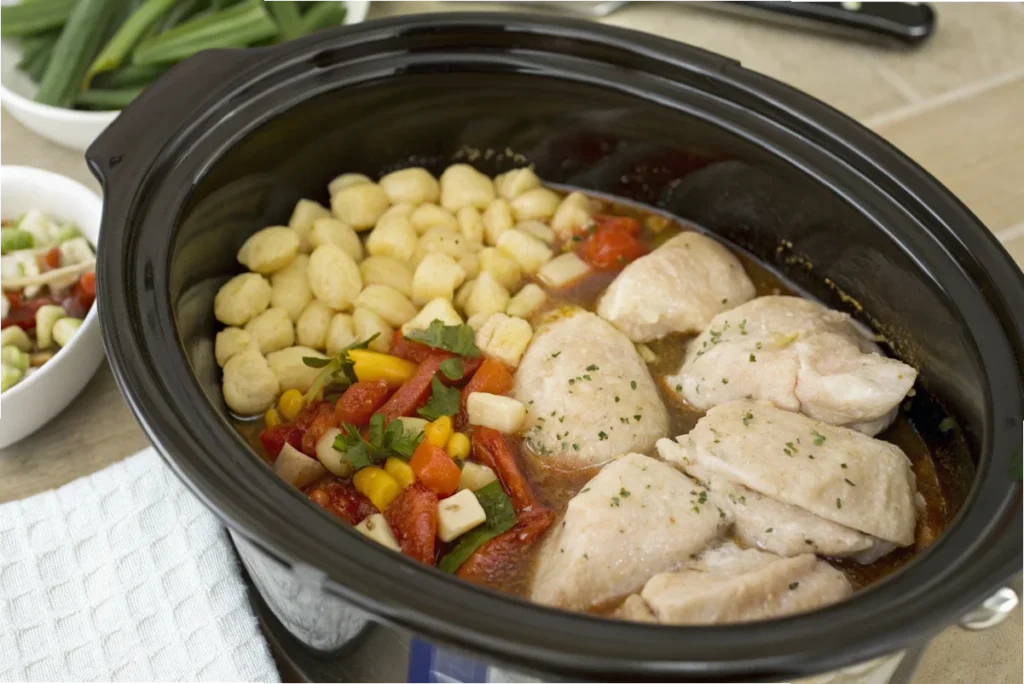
0 166 104 449
0 0 371 152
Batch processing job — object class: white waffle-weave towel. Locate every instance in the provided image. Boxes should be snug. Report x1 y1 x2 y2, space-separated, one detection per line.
0 448 280 682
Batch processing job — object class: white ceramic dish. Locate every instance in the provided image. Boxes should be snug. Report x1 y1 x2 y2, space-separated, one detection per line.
0 0 371 152
0 166 104 449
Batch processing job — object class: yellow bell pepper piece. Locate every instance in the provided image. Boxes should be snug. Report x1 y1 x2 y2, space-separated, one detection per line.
348 349 417 387
353 467 402 511
264 407 282 428
385 457 416 489
279 389 305 421
445 432 470 460
424 415 453 448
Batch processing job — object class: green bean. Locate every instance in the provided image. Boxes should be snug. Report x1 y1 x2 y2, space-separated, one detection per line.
36 0 126 107
267 1 303 41
92 63 168 89
0 0 76 38
296 2 347 36
132 1 278 66
17 31 59 83
75 86 144 110
156 0 208 33
86 0 179 85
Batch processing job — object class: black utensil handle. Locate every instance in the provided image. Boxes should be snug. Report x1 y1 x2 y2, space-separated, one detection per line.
730 2 936 46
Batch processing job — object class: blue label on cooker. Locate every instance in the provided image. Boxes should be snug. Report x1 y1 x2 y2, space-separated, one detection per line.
408 638 491 683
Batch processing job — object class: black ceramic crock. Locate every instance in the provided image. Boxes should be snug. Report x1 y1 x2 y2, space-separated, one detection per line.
87 13 1023 682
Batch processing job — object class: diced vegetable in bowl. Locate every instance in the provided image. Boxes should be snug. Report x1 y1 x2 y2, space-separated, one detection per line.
1 209 95 393
216 162 956 627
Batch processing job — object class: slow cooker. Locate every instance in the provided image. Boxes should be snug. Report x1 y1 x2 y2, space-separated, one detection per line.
87 14 1022 683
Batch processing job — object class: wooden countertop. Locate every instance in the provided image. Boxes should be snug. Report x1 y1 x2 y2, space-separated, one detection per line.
1 3 1020 682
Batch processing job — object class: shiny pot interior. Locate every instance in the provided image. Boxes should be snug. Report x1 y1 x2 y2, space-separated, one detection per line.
89 14 1023 681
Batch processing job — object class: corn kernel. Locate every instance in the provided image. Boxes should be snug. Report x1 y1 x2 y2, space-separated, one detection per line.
425 415 453 448
264 407 282 427
385 457 416 489
353 467 402 511
348 348 417 387
446 432 470 460
278 389 305 421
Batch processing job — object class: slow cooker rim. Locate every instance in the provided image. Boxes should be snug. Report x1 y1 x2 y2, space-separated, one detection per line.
90 13 1024 680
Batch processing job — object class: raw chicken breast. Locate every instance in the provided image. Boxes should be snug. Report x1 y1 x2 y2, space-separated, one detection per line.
658 400 917 547
596 232 755 342
666 296 917 435
531 454 730 610
513 309 669 468
616 543 852 625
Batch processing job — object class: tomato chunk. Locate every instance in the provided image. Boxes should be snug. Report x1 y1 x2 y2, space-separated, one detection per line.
591 214 641 235
409 441 461 497
577 224 646 270
259 424 303 459
470 427 537 512
300 402 338 456
1 294 57 330
389 331 435 364
306 478 376 525
378 354 445 420
384 483 438 564
456 507 555 585
335 380 391 425
79 272 96 297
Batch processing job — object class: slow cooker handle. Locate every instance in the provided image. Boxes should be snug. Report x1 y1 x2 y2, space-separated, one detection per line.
85 46 267 188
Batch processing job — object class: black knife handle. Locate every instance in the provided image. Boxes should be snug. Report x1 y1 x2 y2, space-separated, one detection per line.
729 2 936 47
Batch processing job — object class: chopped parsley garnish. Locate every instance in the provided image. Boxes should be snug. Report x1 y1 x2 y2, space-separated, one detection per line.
765 527 773 533
697 491 707 505
630 380 637 390
301 334 379 403
405 320 480 357
551 351 562 358
836 498 842 509
749 354 757 362
598 431 608 441
619 487 631 498
417 376 460 420
742 411 754 426
841 463 848 469
586 364 599 371
739 319 747 335
811 429 826 446
675 384 682 392
438 357 465 380
610 496 621 507
614 395 620 403
333 413 424 470
844 478 857 487
572 443 580 451
789 582 800 591
633 414 642 422
721 377 729 384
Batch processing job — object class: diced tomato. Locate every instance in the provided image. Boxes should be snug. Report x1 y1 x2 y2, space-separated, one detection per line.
306 478 376 525
70 276 96 313
300 402 339 456
259 424 303 459
5 292 22 310
409 441 461 497
335 380 391 425
577 224 646 270
1 295 57 330
389 331 435 364
460 358 513 416
384 483 438 564
456 507 555 584
39 247 61 271
591 214 641 235
378 354 445 420
470 427 537 512
79 272 96 297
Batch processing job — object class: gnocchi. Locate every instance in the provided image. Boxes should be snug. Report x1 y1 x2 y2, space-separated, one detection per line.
295 300 334 350
403 297 462 333
244 307 294 354
475 313 533 368
359 256 414 298
456 206 485 245
410 203 459 235
222 349 280 416
414 227 474 264
328 173 371 195
440 164 495 212
266 346 327 393
496 229 554 274
482 198 514 246
495 167 541 200
379 167 440 205
355 284 418 327
365 214 418 263
270 254 312 322
215 273 272 326
331 182 390 231
352 307 394 353
215 327 257 367
288 199 332 253
412 252 466 305
464 271 510 319
307 244 363 310
326 313 358 356
237 226 300 274
310 218 363 262
478 247 522 291
510 187 561 222
550 191 594 238
506 283 548 319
